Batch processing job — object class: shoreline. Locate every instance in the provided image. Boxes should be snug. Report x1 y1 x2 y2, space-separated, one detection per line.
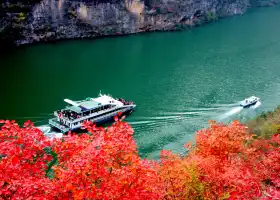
2 15 222 49
3 0 276 47
1 1 279 48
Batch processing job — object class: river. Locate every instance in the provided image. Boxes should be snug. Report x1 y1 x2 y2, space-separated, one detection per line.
1 6 280 159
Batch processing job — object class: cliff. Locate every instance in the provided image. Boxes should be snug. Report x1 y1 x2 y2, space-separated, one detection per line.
0 0 279 46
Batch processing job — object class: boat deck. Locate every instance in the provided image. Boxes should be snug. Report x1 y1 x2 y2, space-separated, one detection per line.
49 118 70 133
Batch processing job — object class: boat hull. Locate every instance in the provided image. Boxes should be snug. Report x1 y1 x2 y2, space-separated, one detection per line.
240 100 258 108
93 108 134 125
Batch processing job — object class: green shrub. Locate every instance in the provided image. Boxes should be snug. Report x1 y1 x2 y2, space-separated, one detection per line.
18 12 25 20
259 123 279 139
246 106 280 138
206 11 217 21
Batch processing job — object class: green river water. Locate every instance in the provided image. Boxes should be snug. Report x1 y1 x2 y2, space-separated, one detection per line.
1 6 280 158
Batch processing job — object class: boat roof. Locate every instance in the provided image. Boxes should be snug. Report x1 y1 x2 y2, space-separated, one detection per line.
68 106 82 113
68 100 101 113
92 95 118 104
246 96 258 100
66 95 123 113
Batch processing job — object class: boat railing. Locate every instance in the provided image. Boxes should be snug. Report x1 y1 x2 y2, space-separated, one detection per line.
49 118 69 133
116 98 134 105
70 108 117 123
55 106 119 123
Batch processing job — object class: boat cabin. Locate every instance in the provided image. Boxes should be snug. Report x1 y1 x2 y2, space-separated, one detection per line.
55 97 121 124
49 94 136 133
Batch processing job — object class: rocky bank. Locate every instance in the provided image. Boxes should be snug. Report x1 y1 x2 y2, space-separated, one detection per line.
0 0 279 46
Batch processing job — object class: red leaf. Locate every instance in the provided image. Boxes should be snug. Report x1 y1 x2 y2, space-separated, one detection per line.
12 156 19 164
114 115 119 122
23 120 34 128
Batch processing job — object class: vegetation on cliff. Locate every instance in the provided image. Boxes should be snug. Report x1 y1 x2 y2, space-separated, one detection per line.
1 0 279 46
247 105 280 139
1 113 280 199
0 0 36 47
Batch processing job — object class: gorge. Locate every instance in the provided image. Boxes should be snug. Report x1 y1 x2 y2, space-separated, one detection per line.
2 5 280 158
0 0 279 46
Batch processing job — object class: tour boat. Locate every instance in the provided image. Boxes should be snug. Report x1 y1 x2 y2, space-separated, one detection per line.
48 93 136 133
240 96 260 108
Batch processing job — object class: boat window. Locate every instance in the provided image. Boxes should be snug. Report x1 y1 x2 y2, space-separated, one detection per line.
70 107 125 124
92 107 124 119
83 111 90 116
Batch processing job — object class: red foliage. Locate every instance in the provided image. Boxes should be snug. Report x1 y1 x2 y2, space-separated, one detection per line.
52 120 163 199
0 119 163 199
159 121 280 199
1 119 280 200
0 120 55 199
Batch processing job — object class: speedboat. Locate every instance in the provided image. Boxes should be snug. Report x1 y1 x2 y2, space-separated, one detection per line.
240 96 260 108
48 93 136 133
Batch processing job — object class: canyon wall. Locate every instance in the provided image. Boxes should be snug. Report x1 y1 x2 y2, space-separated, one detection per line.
0 0 279 45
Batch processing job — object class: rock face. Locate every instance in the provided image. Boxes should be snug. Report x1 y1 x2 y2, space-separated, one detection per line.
1 0 279 45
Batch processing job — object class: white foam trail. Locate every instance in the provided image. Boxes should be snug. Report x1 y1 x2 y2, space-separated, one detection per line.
149 115 181 120
37 125 63 139
129 120 154 125
218 106 243 120
45 132 63 139
251 101 262 109
211 103 239 107
167 111 201 115
181 107 220 111
37 125 51 133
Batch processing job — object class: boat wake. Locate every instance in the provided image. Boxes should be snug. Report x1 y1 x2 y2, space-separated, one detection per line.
37 125 63 139
251 101 262 109
218 101 262 120
128 120 155 125
218 107 244 120
129 108 218 133
37 125 51 133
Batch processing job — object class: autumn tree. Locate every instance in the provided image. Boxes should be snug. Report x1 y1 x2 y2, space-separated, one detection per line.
0 119 164 199
1 118 280 200
0 120 55 199
52 120 164 199
159 120 280 200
